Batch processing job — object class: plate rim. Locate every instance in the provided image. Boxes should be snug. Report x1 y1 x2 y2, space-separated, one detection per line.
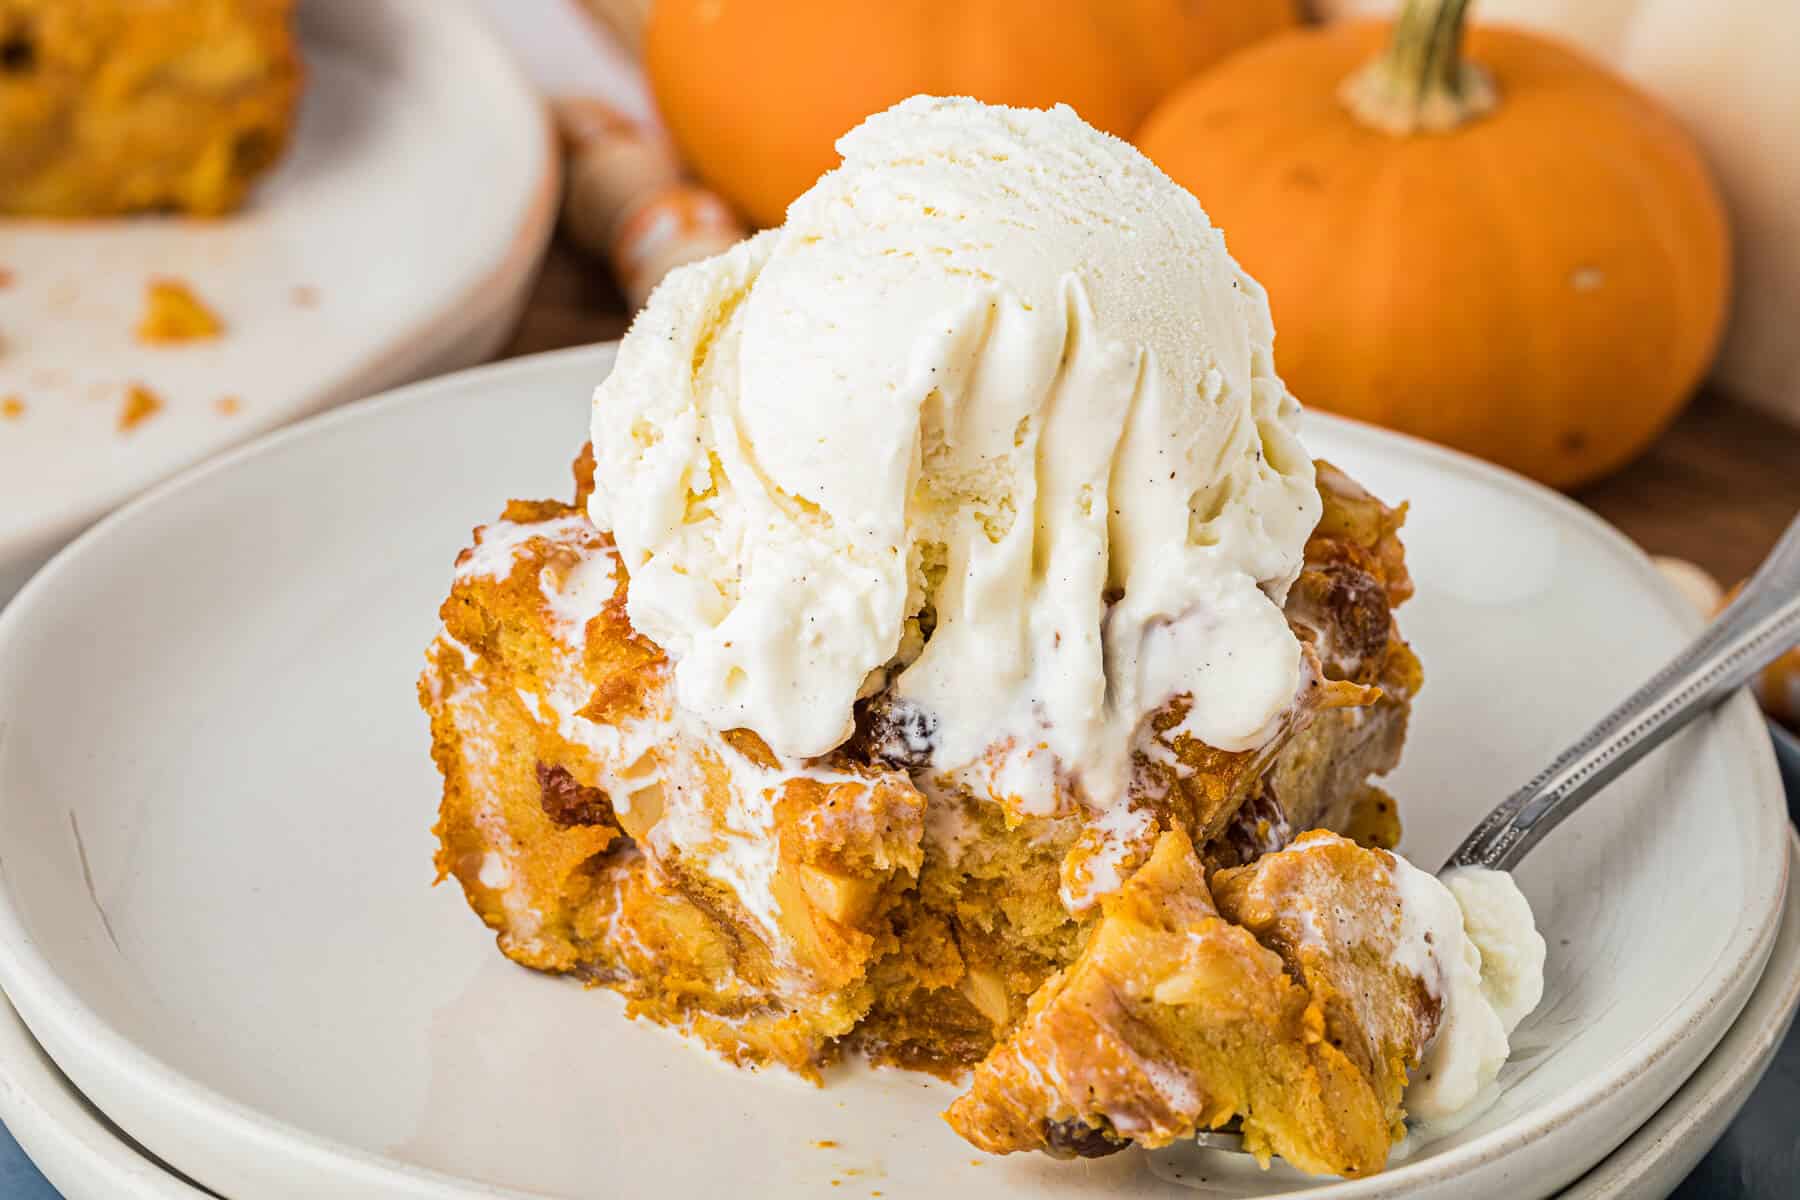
0 344 1788 1198
0 0 561 571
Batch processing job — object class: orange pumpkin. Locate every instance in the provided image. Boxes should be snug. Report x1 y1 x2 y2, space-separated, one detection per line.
1136 0 1729 488
646 0 1297 229
1757 644 1800 734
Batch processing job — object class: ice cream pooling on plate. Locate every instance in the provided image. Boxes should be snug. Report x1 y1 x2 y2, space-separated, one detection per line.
588 95 1320 811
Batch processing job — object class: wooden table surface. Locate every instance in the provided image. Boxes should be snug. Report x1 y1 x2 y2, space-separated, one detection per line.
506 236 1800 587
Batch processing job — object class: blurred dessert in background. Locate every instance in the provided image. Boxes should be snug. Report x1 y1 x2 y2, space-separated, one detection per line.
420 97 1543 1177
0 0 301 217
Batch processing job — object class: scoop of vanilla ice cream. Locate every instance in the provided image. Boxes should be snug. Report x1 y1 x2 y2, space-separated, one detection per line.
1390 858 1547 1124
589 96 1320 808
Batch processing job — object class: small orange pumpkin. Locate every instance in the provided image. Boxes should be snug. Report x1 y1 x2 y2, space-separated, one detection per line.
1757 645 1800 735
646 0 1297 229
1136 0 1729 488
1716 578 1800 735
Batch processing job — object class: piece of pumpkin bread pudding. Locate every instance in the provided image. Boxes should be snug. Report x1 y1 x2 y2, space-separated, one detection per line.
420 96 1542 1178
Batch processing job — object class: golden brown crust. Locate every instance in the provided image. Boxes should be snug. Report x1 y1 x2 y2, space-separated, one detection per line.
1310 460 1414 608
0 0 301 217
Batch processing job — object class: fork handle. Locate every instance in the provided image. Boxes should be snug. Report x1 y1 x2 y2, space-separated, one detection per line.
1444 512 1800 873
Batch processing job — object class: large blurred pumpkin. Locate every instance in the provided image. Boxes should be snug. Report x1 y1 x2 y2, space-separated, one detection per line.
646 0 1296 229
1137 0 1728 489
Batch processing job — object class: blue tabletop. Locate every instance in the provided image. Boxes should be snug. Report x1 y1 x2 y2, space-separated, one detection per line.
5 730 1798 1199
0 1134 56 1200
1672 725 1800 1200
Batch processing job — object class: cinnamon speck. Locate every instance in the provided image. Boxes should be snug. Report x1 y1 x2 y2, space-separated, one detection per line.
0 268 13 289
813 1140 838 1150
118 383 163 432
291 284 320 308
215 395 242 416
829 1181 840 1188
1 395 23 420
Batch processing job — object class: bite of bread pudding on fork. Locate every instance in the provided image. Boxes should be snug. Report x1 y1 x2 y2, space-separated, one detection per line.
419 97 1543 1178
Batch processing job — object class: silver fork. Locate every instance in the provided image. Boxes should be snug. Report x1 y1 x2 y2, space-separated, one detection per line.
1193 510 1800 1156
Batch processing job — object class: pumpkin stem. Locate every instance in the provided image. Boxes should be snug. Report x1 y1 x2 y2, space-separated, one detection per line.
1340 0 1497 135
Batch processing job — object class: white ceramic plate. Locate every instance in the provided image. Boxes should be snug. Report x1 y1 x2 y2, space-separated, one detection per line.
0 0 558 601
0 346 1787 1200
3 824 1799 1200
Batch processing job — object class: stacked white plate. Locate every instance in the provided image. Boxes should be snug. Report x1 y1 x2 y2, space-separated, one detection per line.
0 344 1792 1199
0 0 558 601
